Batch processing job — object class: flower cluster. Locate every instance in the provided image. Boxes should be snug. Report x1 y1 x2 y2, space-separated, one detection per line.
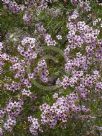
2 0 24 14
3 117 16 132
33 59 49 83
6 100 23 117
40 92 90 128
71 0 91 12
35 23 57 46
0 99 23 132
59 7 101 92
71 0 79 6
21 89 32 97
45 34 56 46
23 11 32 25
28 116 42 136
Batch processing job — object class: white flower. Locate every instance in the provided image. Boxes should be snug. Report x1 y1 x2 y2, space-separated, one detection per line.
53 93 58 99
56 35 62 40
0 42 3 50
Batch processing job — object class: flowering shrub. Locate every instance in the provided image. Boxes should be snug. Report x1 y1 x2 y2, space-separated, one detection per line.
0 0 102 136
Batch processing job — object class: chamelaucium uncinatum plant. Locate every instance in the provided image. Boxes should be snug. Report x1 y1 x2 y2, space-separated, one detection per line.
0 0 102 136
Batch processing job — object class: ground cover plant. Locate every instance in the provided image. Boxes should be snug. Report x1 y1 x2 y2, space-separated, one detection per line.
0 0 102 136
